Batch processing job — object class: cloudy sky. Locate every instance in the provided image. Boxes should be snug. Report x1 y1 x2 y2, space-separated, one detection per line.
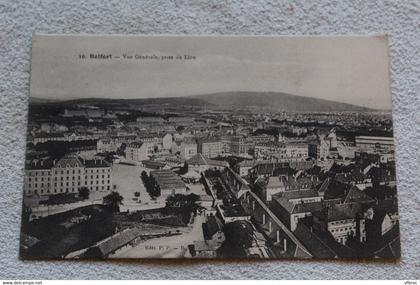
30 35 392 109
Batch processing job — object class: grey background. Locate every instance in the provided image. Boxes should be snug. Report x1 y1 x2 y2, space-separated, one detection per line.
0 0 419 280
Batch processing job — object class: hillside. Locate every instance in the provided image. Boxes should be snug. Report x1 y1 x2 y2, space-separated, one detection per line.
30 91 374 112
189 91 373 112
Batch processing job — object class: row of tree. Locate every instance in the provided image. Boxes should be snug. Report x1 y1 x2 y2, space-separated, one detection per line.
141 171 161 198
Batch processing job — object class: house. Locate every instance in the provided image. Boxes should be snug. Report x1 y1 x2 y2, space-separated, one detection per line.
257 174 318 202
126 142 154 162
365 198 399 243
83 227 142 258
179 141 197 160
335 168 372 190
313 203 367 245
293 223 338 259
271 191 323 231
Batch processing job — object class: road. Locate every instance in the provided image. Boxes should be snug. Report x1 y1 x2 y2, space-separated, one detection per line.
113 163 166 211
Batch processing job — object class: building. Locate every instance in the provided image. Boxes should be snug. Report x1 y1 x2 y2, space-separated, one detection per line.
254 142 308 160
257 174 317 202
162 133 173 150
167 116 195 126
250 134 275 144
198 138 223 158
126 142 154 162
308 129 337 159
272 193 323 231
355 136 395 152
234 159 259 177
149 170 186 197
179 141 197 160
186 153 229 173
230 136 253 155
313 203 367 245
24 155 112 196
136 116 165 124
83 227 142 258
97 139 119 153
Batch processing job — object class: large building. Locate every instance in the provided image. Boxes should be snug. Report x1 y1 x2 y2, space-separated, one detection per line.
24 155 112 197
149 170 186 197
254 142 308 160
308 129 337 159
179 141 198 160
126 142 155 162
198 138 223 158
355 136 395 152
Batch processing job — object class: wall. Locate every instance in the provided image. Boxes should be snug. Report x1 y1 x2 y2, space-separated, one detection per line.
0 0 419 280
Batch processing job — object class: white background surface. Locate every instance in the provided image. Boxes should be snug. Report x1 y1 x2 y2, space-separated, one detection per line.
0 0 419 279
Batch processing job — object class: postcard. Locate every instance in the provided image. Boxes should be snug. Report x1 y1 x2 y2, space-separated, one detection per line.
20 35 399 260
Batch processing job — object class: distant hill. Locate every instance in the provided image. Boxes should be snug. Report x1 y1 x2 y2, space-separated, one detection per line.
188 91 373 112
29 97 59 104
30 91 374 112
30 96 213 108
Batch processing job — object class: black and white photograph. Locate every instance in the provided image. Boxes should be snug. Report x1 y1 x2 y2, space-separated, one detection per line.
20 35 400 260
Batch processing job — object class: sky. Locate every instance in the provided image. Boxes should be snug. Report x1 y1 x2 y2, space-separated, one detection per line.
30 35 393 109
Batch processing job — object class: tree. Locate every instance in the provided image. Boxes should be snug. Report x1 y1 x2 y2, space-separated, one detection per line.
141 171 148 182
134 191 140 198
103 191 124 212
78 187 90 199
